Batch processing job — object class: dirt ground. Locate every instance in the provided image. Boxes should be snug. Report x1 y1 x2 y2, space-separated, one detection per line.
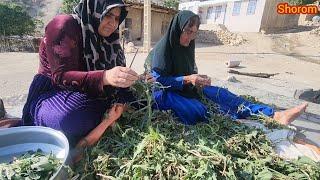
1 27 320 146
1 27 320 108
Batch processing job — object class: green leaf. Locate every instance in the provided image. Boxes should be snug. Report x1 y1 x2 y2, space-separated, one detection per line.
256 168 273 180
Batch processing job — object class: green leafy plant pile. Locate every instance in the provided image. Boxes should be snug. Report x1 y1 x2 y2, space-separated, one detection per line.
74 80 320 179
0 150 63 180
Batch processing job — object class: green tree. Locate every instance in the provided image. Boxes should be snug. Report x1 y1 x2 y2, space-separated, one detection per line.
61 0 79 14
163 0 179 10
287 0 315 5
0 3 36 36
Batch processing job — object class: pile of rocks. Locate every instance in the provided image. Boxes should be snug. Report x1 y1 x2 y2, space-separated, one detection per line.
196 24 246 46
310 27 320 36
124 42 138 53
304 21 320 27
196 29 246 46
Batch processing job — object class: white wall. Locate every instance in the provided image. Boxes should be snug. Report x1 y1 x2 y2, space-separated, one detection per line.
203 4 228 25
180 0 267 32
224 0 266 32
179 1 201 14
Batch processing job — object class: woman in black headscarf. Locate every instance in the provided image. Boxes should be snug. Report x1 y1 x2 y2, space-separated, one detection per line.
149 10 308 125
21 0 139 148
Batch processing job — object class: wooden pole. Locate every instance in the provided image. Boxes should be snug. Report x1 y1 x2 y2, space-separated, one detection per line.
143 0 151 53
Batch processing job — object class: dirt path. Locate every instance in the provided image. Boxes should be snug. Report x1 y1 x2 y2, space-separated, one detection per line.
270 30 320 65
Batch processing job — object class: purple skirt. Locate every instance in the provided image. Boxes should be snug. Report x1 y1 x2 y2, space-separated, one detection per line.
22 74 110 146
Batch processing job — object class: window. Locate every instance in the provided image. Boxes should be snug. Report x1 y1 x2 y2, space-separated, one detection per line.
247 0 257 15
125 18 132 29
188 6 193 11
215 6 222 20
206 7 214 19
232 1 241 16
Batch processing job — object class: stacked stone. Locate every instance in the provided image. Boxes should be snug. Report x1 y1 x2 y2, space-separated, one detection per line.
310 27 320 36
196 29 245 46
0 36 40 52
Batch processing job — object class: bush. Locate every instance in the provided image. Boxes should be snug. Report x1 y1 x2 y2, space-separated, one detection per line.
163 0 179 10
288 0 315 5
0 3 36 36
61 0 78 14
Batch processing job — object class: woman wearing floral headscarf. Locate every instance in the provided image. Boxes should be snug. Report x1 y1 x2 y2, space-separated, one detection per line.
22 0 138 148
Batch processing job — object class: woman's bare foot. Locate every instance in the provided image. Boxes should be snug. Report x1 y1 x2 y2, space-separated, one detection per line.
273 102 308 125
294 138 320 155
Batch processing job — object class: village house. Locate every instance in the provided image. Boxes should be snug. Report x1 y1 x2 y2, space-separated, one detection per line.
178 0 316 32
122 0 178 42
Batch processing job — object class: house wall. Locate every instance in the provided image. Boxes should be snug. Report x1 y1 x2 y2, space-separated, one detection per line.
125 7 176 42
224 0 266 32
260 0 300 32
179 1 200 14
201 4 227 25
151 12 173 42
126 8 143 41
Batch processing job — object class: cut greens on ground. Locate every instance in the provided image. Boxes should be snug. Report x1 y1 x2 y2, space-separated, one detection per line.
74 81 320 179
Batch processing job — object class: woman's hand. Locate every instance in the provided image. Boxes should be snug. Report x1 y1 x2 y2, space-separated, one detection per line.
107 103 125 122
103 66 139 88
184 74 211 87
139 72 155 83
74 104 125 156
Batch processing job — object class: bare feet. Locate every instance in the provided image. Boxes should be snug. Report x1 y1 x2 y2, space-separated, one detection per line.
294 138 320 155
273 102 308 125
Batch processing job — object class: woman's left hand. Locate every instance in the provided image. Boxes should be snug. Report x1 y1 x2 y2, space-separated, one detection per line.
108 103 125 121
74 104 125 154
198 74 211 86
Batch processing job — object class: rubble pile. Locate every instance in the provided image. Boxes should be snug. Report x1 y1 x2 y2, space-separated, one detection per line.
310 27 320 36
124 41 137 53
196 29 246 46
305 21 320 26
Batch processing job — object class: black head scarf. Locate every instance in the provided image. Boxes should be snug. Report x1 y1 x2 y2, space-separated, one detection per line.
150 10 199 98
73 0 128 71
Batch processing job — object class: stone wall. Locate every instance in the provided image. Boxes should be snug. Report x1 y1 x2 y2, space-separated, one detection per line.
0 36 41 53
196 25 246 46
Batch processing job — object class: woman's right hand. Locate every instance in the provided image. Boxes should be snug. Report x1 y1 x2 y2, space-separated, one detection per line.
103 66 139 88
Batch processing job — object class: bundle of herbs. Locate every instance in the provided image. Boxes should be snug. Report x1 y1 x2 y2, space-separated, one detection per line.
0 149 63 180
75 80 320 179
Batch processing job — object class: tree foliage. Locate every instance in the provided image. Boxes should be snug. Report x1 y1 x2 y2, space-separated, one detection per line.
61 0 78 14
0 3 36 36
163 0 179 10
287 0 316 5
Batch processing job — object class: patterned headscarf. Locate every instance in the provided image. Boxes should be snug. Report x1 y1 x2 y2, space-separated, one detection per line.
72 0 128 71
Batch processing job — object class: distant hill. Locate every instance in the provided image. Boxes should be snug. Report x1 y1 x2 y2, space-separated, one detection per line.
0 0 177 35
0 0 62 35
